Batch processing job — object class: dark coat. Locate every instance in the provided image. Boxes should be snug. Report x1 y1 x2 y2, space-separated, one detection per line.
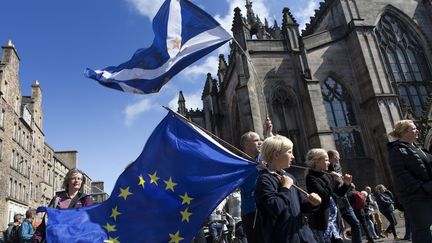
255 166 316 243
374 191 394 214
387 140 432 204
306 170 349 231
48 191 93 209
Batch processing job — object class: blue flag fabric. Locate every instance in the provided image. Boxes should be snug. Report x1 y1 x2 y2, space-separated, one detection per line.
38 111 256 243
85 0 232 94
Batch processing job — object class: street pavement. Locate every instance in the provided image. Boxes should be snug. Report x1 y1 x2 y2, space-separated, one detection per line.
343 210 412 243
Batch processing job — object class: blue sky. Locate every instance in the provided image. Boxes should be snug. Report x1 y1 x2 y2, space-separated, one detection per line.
0 0 319 194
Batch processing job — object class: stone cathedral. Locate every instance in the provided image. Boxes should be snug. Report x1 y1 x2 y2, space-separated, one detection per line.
178 0 432 187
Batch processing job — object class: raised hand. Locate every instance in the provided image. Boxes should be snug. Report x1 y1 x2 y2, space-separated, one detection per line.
263 115 273 138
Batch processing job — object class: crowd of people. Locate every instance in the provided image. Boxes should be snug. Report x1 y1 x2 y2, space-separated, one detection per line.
3 118 431 243
204 118 431 243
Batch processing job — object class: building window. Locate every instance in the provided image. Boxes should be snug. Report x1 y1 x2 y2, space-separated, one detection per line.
15 97 19 114
13 180 17 199
0 139 3 160
8 178 12 197
0 109 4 128
13 123 17 140
15 152 19 169
30 182 33 200
1 80 8 99
321 78 365 158
375 14 432 118
10 150 14 168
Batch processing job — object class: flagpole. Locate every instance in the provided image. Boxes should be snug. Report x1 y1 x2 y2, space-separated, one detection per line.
163 106 257 162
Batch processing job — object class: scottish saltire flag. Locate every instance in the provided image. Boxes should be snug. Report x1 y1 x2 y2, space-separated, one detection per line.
37 111 256 243
85 0 232 94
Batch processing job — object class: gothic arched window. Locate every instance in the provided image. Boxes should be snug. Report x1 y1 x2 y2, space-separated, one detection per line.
375 14 432 118
270 86 305 162
321 78 365 158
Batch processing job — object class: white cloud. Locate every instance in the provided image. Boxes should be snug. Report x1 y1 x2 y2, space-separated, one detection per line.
168 90 203 111
182 0 271 79
125 0 164 21
215 0 270 35
123 98 154 127
293 0 320 30
183 55 219 78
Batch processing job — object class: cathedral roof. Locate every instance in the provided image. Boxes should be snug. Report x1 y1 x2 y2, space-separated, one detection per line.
302 0 333 36
178 90 185 102
218 54 227 71
202 73 218 98
282 7 297 26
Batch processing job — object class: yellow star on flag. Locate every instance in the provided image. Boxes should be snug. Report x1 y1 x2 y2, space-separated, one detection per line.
169 231 184 243
103 223 117 232
179 192 193 205
104 236 120 243
110 206 122 221
138 175 146 188
149 171 160 185
118 187 133 200
180 208 192 223
164 177 177 192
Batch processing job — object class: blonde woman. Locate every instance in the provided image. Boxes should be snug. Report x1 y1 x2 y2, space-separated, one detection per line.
305 148 352 243
254 135 321 243
388 120 432 242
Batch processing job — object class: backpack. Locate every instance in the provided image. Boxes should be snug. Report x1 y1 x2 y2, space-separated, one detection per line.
5 224 20 243
352 191 366 210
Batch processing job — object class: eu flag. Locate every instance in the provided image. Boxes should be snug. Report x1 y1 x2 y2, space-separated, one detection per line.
38 111 256 243
85 0 232 94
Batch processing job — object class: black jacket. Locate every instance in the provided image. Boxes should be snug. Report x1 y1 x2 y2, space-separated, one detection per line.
255 165 316 243
387 140 432 204
306 170 349 231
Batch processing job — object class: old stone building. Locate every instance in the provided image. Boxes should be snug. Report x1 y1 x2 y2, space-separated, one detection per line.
180 0 432 188
91 181 109 204
0 40 97 227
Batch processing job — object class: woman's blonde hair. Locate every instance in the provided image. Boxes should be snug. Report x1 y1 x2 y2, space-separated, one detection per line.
260 135 293 163
388 120 414 138
306 148 328 169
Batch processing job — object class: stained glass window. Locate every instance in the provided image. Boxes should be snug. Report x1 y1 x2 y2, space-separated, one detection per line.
375 14 431 118
321 78 365 158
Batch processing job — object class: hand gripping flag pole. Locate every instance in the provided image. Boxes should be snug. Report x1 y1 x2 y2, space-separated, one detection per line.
85 0 232 94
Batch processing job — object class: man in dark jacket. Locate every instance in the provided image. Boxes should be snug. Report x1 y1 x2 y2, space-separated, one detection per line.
4 213 22 243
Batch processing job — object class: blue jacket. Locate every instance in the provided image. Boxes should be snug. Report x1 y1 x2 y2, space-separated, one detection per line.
240 168 259 215
19 219 34 243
